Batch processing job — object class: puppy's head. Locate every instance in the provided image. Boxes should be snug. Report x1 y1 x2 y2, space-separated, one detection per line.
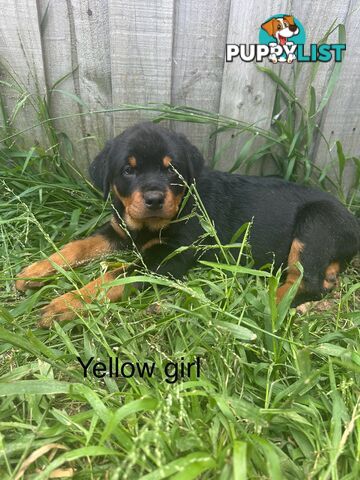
89 122 204 231
261 15 299 44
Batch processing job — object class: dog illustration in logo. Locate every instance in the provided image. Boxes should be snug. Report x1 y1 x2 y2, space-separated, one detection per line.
261 15 299 63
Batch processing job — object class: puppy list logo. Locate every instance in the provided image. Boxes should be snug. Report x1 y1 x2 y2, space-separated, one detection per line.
226 14 346 64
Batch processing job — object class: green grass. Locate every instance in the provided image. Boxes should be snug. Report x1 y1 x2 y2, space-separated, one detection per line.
0 135 359 479
1 23 360 476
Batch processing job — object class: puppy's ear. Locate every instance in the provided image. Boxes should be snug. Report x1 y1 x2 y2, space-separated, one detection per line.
261 18 276 37
178 134 204 183
89 141 112 199
284 15 296 26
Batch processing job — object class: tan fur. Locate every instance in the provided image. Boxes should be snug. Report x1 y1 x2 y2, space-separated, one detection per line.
283 15 296 27
261 18 278 37
162 155 172 168
39 266 127 327
323 261 340 290
141 238 165 252
261 16 296 37
276 239 305 303
15 235 113 292
110 216 127 239
113 185 184 231
128 156 137 168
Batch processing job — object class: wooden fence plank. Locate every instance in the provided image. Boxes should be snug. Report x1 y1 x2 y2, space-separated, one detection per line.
276 1 352 187
38 0 112 169
38 0 87 168
281 1 350 105
0 0 46 145
311 0 359 192
108 0 174 134
215 0 288 172
171 0 231 161
69 1 113 161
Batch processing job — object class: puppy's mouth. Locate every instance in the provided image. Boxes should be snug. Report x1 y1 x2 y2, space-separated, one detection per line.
127 191 178 220
113 186 184 230
277 27 298 45
278 34 287 45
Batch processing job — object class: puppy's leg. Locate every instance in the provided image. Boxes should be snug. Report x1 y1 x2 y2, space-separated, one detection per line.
142 243 195 279
38 239 196 327
15 220 125 291
277 200 358 308
323 261 340 291
276 238 305 303
39 266 127 327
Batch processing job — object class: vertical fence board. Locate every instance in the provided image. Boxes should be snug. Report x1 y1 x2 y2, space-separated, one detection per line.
281 1 350 105
216 0 288 171
261 1 352 185
0 0 46 145
108 0 174 134
171 0 231 161
38 0 87 168
39 0 112 169
276 1 352 187
69 1 113 160
311 0 359 191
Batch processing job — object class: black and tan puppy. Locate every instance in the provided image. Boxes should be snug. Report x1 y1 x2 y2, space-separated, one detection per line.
16 123 360 326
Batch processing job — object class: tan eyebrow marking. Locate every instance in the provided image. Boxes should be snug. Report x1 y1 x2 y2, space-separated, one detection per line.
163 156 172 168
128 156 137 167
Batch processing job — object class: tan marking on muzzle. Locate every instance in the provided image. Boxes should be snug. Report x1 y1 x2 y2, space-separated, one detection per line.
112 185 184 231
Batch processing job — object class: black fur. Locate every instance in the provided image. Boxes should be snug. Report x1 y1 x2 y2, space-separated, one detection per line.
90 122 360 303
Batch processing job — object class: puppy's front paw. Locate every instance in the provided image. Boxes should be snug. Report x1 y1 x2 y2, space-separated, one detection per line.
287 53 296 64
38 292 83 328
269 54 278 64
15 260 51 292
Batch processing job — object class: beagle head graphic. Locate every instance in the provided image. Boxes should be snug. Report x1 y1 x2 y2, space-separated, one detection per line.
261 15 299 45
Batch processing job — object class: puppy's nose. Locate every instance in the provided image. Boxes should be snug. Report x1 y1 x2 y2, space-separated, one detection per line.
289 24 298 32
144 191 164 210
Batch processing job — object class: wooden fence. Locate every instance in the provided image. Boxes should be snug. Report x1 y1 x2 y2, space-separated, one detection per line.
0 0 359 188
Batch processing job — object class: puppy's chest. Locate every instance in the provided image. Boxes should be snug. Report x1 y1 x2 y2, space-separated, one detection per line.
125 227 168 252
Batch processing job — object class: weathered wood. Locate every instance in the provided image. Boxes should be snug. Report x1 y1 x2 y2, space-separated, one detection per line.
0 0 46 145
216 0 288 172
38 1 112 169
277 1 352 188
280 1 350 104
0 0 358 191
171 0 231 161
311 0 359 192
68 1 113 160
38 0 86 167
108 0 174 134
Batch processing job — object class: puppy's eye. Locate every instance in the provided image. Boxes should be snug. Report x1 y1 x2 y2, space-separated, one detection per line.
277 25 281 29
123 165 135 176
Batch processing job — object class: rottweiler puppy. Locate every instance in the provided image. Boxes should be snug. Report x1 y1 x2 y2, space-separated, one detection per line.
16 123 360 326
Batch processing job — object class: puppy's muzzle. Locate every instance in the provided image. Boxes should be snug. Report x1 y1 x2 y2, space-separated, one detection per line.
143 190 165 211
